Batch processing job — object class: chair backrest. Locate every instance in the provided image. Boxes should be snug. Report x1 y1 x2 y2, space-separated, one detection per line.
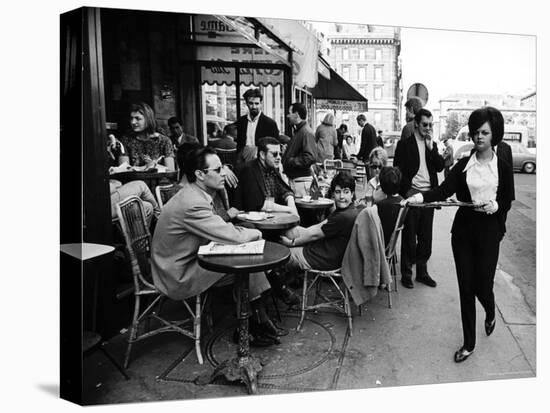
324 159 343 171
155 183 180 209
385 205 408 259
215 147 237 167
115 196 156 289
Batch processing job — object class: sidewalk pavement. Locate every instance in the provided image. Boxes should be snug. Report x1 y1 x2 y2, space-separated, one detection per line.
82 204 536 405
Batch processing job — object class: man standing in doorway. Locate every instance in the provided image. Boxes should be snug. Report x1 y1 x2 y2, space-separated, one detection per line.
282 102 317 198
236 88 280 164
356 114 377 163
394 108 445 289
400 97 424 141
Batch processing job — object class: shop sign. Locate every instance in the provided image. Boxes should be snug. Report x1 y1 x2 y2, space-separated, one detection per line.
198 45 285 86
316 99 368 112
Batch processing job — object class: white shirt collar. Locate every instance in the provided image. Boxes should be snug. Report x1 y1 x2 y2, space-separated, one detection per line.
463 150 498 177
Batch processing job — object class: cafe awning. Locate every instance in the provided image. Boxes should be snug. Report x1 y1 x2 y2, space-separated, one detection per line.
312 67 368 112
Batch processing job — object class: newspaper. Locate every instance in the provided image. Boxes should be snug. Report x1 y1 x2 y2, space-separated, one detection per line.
198 240 265 255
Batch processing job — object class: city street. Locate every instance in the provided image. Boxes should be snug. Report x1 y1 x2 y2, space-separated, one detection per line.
499 172 537 314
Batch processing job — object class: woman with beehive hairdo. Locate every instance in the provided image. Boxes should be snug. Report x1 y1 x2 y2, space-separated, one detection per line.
406 106 514 363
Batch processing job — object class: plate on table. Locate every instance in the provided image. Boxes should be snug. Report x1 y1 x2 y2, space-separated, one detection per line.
237 212 273 221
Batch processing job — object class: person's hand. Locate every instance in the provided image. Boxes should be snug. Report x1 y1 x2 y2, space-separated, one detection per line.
424 135 433 150
405 193 423 204
279 235 294 247
223 165 238 188
226 207 241 220
475 200 498 214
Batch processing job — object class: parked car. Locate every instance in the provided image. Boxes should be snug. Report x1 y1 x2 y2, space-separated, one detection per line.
452 141 536 173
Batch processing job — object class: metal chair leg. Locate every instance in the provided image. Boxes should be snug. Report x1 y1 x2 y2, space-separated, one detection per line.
194 295 203 365
344 287 353 336
297 271 309 331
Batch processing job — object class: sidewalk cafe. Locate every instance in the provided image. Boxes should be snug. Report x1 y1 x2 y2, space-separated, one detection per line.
61 6 385 403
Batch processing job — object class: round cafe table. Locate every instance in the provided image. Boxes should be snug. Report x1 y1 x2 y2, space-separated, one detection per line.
295 198 334 226
235 211 300 231
197 241 290 394
109 170 177 192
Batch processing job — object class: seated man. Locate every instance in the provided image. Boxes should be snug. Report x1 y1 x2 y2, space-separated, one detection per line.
375 166 404 246
279 172 363 272
233 137 298 215
151 147 284 346
209 123 238 151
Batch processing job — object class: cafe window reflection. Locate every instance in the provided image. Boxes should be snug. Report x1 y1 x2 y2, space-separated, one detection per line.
200 64 285 142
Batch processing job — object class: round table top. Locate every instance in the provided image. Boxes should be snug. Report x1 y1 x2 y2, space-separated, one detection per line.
295 198 334 209
235 212 300 230
110 170 178 180
60 243 115 261
198 241 290 274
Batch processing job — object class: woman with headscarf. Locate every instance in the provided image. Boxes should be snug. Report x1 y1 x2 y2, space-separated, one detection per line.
406 107 514 363
314 113 338 163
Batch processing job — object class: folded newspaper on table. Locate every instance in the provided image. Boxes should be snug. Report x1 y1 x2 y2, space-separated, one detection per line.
198 240 265 255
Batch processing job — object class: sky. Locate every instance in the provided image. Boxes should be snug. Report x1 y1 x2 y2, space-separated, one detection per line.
311 22 536 112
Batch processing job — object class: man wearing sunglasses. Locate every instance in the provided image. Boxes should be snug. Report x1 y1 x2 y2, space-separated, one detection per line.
152 147 284 347
232 137 301 306
233 137 298 216
394 108 445 289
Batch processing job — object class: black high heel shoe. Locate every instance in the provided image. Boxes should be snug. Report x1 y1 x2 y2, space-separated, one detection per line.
454 347 474 363
485 318 496 336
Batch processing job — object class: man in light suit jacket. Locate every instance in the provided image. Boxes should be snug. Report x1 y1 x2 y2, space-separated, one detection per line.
394 108 444 289
236 88 280 163
151 146 286 346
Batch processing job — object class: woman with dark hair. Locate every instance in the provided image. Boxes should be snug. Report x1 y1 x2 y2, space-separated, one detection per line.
407 106 514 363
118 102 175 171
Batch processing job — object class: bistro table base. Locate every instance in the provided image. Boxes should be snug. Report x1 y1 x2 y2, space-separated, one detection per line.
206 355 263 394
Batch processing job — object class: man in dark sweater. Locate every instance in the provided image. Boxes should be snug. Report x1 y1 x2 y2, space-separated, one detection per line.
356 113 377 162
282 102 317 198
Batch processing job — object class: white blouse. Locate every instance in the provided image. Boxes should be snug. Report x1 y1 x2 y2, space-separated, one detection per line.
463 151 499 205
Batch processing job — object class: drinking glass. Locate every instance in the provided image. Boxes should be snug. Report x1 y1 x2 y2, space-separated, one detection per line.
265 197 275 212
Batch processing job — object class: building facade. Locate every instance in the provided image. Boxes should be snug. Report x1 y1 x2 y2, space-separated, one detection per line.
326 24 402 136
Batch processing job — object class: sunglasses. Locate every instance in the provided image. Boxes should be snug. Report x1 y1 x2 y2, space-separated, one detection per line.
268 151 281 158
370 164 382 170
202 166 223 174
420 122 434 128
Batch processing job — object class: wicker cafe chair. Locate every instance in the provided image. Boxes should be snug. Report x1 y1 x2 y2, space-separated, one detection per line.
297 268 353 336
115 196 208 367
385 205 409 308
155 183 181 209
323 159 343 172
215 147 237 168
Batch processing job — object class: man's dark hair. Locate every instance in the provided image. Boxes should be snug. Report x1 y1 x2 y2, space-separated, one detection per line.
176 142 202 172
223 123 238 136
338 124 348 132
168 116 182 126
243 88 263 102
330 171 356 197
257 137 281 155
379 166 402 196
467 106 504 146
290 102 307 120
356 113 366 122
184 146 217 183
405 97 424 114
414 108 433 124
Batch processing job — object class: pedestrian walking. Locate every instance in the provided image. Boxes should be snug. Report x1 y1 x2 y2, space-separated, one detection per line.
406 106 514 363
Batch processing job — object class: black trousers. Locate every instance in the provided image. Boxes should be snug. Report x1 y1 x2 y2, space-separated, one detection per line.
400 192 434 278
451 212 501 351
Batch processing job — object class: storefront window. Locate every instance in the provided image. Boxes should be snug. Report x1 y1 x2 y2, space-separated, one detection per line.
200 65 286 141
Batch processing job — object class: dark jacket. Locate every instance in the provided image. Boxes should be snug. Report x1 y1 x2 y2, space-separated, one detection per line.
356 122 377 161
236 112 280 151
282 121 317 179
422 154 514 239
393 134 445 197
232 159 293 212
